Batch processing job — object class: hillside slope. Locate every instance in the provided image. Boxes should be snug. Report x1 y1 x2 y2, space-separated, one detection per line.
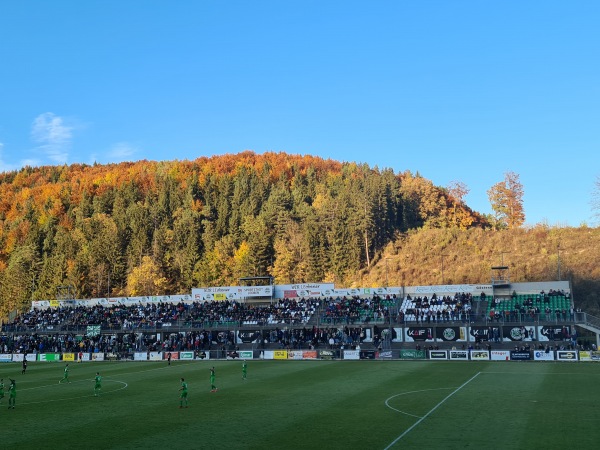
360 226 600 314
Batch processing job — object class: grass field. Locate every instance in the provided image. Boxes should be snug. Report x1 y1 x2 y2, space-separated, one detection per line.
1 359 599 449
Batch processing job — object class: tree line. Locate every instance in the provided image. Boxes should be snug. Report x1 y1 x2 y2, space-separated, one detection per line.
1 151 522 316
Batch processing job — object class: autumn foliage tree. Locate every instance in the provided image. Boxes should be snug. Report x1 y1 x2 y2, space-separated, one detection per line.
487 171 525 229
0 151 486 313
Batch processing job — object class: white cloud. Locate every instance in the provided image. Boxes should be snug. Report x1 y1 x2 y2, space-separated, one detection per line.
108 142 137 160
31 112 73 163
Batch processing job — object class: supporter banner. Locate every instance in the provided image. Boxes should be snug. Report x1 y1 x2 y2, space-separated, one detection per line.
469 326 495 342
237 330 261 344
406 284 492 296
92 353 105 361
470 350 489 360
363 287 403 296
502 326 527 342
361 328 373 343
192 287 235 301
579 351 591 362
238 285 273 299
360 350 376 359
134 352 148 361
239 351 253 359
149 352 162 361
33 295 193 310
192 286 274 301
164 352 180 361
557 350 578 361
63 353 75 361
538 325 570 341
87 325 101 336
490 350 510 361
273 350 287 360
343 350 360 360
303 351 318 359
275 283 335 299
591 351 600 361
287 351 304 360
429 350 448 360
510 351 531 361
330 287 403 297
378 351 393 359
532 350 554 361
404 327 434 342
0 354 12 362
392 327 404 343
196 351 209 360
319 350 335 360
436 327 466 342
400 349 427 360
449 350 468 361
38 353 61 362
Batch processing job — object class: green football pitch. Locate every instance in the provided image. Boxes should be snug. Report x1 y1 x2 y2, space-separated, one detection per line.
1 360 598 449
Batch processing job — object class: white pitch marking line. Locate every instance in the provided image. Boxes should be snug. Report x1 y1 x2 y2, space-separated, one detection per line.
384 372 481 450
18 380 128 406
385 388 456 419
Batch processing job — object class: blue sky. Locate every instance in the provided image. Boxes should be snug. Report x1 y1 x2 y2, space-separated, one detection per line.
1 1 598 226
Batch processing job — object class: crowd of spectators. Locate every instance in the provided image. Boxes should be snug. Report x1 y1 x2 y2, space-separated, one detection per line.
3 298 323 333
4 290 575 338
321 295 396 324
398 292 474 324
0 289 583 357
0 324 375 355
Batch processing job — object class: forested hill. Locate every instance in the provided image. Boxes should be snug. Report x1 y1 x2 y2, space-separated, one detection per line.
0 151 486 315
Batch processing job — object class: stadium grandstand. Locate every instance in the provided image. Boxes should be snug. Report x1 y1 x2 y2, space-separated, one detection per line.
2 276 600 364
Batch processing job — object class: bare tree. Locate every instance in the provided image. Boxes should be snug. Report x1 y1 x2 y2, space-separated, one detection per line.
447 180 470 203
447 180 470 228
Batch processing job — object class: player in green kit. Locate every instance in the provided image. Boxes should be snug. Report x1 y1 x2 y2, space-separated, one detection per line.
8 378 16 409
94 372 102 396
59 363 71 383
242 360 247 380
210 366 217 392
179 377 188 408
0 379 4 404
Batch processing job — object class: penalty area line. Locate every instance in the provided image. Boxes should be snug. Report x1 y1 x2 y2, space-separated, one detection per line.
383 372 481 450
18 380 128 406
